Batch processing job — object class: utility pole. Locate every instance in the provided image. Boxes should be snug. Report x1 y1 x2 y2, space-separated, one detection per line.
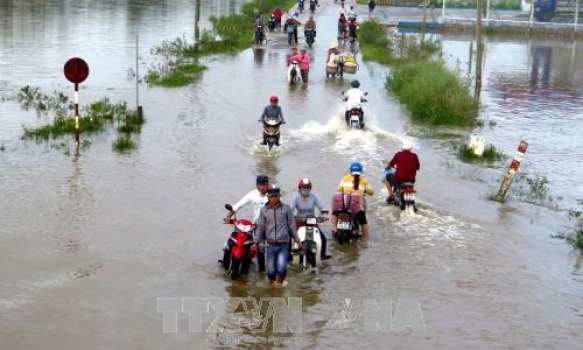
194 0 201 51
421 0 429 43
475 0 484 102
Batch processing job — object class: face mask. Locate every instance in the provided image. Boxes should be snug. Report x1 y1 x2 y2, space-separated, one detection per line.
300 189 311 196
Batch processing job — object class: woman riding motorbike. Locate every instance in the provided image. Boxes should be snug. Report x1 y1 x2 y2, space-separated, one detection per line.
332 162 374 239
291 178 332 260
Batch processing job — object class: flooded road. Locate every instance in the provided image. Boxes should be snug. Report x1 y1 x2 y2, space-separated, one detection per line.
1 1 582 349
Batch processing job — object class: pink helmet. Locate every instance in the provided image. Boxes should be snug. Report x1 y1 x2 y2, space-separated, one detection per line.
298 178 312 189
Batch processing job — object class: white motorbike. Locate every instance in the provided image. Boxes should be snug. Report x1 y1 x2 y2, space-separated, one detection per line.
288 60 301 84
291 214 328 271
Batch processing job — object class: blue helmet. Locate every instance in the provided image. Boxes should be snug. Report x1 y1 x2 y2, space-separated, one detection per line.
349 162 363 175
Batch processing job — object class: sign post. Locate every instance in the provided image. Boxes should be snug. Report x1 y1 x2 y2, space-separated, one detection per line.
63 58 89 150
493 140 529 202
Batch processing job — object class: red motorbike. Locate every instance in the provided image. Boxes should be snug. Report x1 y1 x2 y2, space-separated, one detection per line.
221 205 256 280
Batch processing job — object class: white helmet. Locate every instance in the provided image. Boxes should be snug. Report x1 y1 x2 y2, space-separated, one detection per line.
401 138 414 151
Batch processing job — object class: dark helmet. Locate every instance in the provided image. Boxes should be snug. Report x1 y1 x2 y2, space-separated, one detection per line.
351 80 360 88
256 175 269 185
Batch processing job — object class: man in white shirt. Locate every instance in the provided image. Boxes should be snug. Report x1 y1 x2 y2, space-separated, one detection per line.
343 79 366 126
223 175 270 271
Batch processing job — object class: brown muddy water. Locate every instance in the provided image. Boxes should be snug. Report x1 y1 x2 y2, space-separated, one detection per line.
0 1 582 349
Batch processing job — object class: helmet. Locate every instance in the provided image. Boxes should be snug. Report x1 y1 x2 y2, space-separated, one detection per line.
351 80 360 88
267 183 281 195
256 175 269 184
234 218 255 233
298 178 312 189
401 138 414 151
269 95 279 102
350 162 363 175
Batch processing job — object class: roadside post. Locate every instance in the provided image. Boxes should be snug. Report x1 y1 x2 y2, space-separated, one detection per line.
63 57 90 151
493 140 529 202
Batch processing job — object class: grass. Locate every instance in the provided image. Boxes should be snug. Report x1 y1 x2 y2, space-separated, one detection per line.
457 143 505 162
387 60 478 126
358 19 395 65
553 200 583 250
146 0 297 87
17 85 71 113
357 18 478 126
112 136 136 152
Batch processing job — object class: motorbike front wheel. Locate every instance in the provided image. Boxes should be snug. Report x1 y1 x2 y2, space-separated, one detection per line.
222 250 230 270
230 259 241 280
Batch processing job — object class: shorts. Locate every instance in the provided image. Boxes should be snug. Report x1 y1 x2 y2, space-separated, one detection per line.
386 172 414 189
355 210 367 225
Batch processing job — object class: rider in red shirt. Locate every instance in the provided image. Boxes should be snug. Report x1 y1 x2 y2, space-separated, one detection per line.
272 7 283 24
385 139 420 204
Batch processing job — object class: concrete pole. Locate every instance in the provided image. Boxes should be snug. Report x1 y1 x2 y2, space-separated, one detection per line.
421 0 428 42
135 35 139 112
486 0 490 20
529 0 534 34
475 0 483 102
493 141 529 202
575 0 580 35
442 0 446 22
194 0 201 51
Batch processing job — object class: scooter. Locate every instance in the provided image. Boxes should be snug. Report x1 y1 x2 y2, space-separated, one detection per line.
220 204 265 278
393 182 418 214
268 15 276 32
309 0 317 14
342 91 368 129
336 208 360 244
255 25 265 45
220 206 255 280
288 60 301 84
305 28 315 48
291 213 328 271
263 119 281 150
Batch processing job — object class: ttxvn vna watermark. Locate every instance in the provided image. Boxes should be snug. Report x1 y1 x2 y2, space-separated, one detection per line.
158 297 426 344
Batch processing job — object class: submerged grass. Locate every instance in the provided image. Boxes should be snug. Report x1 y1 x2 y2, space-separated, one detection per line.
388 60 478 126
112 136 136 152
146 0 297 87
553 200 583 250
358 19 478 126
457 143 506 162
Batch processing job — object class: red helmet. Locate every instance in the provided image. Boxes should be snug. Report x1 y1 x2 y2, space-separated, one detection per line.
234 218 255 233
270 95 279 102
298 178 312 189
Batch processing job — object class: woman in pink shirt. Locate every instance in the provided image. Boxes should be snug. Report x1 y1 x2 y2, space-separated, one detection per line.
298 48 311 83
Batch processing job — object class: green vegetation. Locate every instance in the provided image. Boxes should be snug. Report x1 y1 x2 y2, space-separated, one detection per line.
388 60 478 126
21 87 143 154
358 19 478 126
23 97 137 140
147 0 297 87
457 143 506 162
358 20 394 65
112 136 136 152
17 85 71 112
553 200 583 250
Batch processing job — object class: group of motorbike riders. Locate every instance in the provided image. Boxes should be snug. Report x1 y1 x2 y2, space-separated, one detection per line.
219 2 420 288
222 139 420 288
253 0 360 84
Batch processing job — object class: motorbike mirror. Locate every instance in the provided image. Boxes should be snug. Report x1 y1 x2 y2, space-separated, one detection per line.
364 92 368 96
321 210 329 215
225 204 234 212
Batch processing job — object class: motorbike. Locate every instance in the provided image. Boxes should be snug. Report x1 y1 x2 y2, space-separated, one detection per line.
255 25 265 45
220 204 265 279
305 28 315 48
335 208 360 244
285 23 297 45
268 15 276 32
291 213 328 271
309 1 317 13
298 0 305 13
392 182 418 214
220 205 256 280
342 91 368 129
263 119 281 150
288 60 301 84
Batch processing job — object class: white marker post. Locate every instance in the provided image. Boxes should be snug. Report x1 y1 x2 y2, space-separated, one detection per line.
493 140 529 202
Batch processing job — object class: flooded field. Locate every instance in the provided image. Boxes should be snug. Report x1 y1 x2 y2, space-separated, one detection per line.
0 1 582 349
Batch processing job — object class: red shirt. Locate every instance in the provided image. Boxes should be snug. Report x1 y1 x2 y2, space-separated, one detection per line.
273 9 283 20
388 150 420 182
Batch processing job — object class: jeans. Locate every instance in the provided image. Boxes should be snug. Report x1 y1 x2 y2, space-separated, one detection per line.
266 244 290 282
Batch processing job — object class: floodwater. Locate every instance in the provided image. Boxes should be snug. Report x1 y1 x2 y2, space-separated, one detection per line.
0 1 582 349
